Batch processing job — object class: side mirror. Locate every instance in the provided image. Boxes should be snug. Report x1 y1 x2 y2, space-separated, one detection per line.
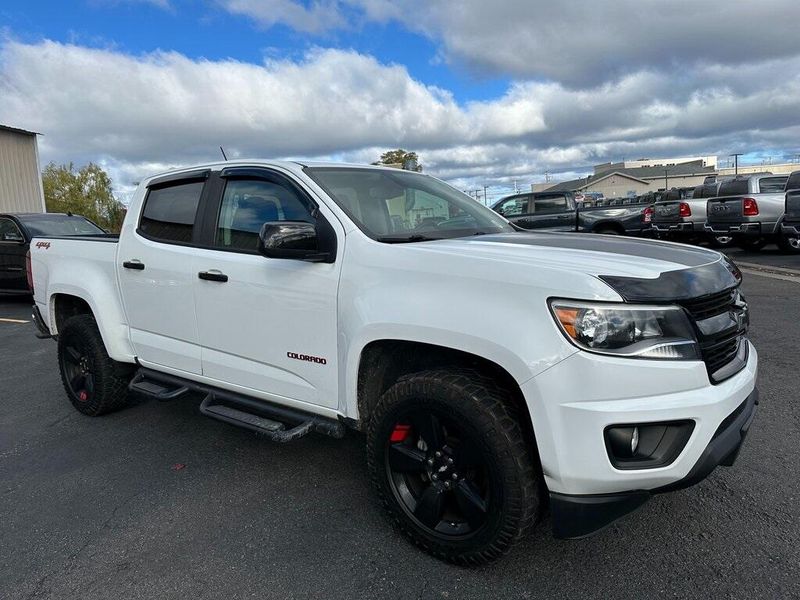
257 221 334 263
3 232 23 243
495 207 505 215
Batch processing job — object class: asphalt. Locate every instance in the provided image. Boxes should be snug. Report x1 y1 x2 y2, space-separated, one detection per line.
1 249 799 599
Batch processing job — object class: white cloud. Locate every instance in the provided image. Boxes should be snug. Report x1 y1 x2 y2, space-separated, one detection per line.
220 0 346 33
1 39 799 194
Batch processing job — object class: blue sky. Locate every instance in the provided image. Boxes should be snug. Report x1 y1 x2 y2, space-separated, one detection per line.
1 0 799 196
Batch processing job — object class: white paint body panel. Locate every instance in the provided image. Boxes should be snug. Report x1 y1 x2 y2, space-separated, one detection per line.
31 159 759 497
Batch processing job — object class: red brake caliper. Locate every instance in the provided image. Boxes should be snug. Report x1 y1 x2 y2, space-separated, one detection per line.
390 424 411 442
78 390 88 402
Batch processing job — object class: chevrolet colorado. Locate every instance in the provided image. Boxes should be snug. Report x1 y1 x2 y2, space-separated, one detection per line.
29 161 758 565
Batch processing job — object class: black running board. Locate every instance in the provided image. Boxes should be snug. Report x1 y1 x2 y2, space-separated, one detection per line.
128 367 346 442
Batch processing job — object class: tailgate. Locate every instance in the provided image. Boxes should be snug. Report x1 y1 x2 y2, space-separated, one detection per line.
786 191 800 221
652 202 681 224
707 197 743 222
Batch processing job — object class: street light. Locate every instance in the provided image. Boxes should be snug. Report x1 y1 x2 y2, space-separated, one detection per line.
730 153 743 175
664 169 669 191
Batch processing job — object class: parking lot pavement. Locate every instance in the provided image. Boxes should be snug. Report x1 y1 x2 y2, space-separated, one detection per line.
724 246 800 271
2 273 799 600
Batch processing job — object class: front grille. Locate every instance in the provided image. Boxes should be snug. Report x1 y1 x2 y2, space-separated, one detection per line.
701 334 741 375
680 289 735 321
678 287 746 383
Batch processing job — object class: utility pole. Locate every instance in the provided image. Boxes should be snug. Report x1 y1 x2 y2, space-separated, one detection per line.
513 179 518 194
483 186 488 206
664 169 669 191
730 153 743 175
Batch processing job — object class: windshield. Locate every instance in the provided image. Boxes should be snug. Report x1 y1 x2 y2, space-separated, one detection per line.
305 167 513 242
24 215 106 237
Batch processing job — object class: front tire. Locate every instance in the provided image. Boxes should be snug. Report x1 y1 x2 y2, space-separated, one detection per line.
58 314 132 416
366 369 540 565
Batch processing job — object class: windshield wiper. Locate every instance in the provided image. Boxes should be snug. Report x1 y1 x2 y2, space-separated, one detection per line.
376 234 438 243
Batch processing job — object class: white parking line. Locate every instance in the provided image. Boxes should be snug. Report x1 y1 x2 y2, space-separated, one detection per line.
739 267 800 284
0 317 30 324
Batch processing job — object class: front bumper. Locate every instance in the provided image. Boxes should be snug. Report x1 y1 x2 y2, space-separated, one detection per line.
550 387 757 538
521 341 758 537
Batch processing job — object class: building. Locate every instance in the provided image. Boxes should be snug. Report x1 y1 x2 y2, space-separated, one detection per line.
717 162 799 177
540 159 717 198
0 124 46 213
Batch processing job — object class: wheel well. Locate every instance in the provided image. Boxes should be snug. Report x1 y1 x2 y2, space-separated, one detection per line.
356 340 537 455
52 294 93 334
593 221 625 234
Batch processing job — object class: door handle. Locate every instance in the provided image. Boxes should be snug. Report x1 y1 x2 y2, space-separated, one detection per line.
123 260 145 270
198 270 228 282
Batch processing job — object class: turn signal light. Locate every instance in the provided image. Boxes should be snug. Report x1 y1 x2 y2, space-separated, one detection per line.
743 197 759 216
679 202 691 217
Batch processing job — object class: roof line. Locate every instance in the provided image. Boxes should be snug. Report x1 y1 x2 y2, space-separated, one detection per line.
0 124 41 136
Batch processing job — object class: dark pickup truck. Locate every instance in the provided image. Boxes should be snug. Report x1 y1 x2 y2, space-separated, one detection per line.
780 170 800 253
491 191 653 235
0 212 108 294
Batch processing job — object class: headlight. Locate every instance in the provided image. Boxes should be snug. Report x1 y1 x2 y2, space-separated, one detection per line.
549 300 700 360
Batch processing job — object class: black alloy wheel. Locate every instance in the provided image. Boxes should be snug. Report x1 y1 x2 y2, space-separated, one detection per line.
61 337 95 405
385 409 492 538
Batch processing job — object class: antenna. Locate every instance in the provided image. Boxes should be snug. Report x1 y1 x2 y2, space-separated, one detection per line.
220 146 228 161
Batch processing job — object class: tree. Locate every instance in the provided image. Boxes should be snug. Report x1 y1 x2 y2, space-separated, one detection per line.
42 162 126 232
373 149 423 171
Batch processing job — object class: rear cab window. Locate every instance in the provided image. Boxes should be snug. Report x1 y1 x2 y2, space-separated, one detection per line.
139 179 205 244
757 176 788 193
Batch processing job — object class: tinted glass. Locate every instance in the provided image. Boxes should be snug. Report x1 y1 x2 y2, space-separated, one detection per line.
718 179 749 196
305 168 512 241
533 195 568 213
140 181 204 243
22 215 104 237
0 218 23 240
757 176 788 193
215 179 314 251
496 196 529 216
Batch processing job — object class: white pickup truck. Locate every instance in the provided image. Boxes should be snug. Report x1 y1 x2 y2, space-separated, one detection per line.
30 161 758 564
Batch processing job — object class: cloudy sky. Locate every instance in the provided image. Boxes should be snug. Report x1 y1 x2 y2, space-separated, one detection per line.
1 0 799 201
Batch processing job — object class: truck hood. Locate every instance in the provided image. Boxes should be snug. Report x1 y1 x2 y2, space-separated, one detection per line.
406 232 741 301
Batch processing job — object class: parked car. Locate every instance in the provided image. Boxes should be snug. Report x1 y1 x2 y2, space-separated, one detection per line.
779 170 800 253
492 191 653 236
30 161 757 565
0 212 108 294
651 183 734 248
704 173 789 251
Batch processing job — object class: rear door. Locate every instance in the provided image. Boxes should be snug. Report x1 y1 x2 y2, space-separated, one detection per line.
0 217 28 292
190 167 344 409
117 170 210 375
530 194 574 230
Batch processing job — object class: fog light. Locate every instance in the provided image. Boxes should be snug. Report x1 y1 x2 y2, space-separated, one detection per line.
604 421 695 470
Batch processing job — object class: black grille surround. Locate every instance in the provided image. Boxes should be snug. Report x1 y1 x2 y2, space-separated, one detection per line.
677 287 748 383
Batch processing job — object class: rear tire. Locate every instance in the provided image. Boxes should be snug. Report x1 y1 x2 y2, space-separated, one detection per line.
57 314 132 416
737 237 767 252
366 369 540 565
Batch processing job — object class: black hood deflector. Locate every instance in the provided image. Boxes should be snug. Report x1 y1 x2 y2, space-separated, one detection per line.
470 233 741 302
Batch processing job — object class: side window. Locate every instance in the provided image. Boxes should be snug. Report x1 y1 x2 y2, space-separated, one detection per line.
215 179 314 251
139 181 204 244
758 177 788 193
533 195 569 214
497 196 529 217
0 218 23 242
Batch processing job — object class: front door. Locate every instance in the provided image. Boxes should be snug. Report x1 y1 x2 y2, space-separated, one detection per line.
0 217 28 292
192 169 343 410
117 172 209 374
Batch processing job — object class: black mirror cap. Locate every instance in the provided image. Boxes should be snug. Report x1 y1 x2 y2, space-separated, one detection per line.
257 217 336 263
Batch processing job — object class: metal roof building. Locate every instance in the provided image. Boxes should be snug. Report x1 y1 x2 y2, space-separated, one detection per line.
0 124 46 213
